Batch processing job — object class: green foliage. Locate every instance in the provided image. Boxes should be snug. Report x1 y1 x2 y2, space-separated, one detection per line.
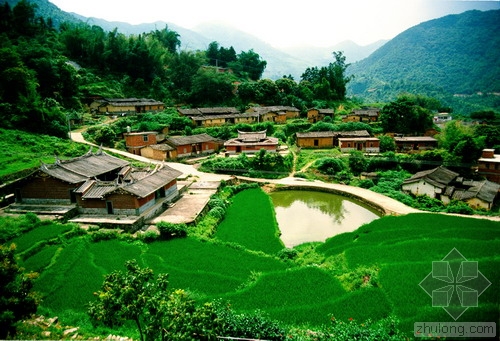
0 243 39 339
156 222 187 240
313 157 346 175
379 95 434 134
277 248 299 260
88 259 222 341
215 188 284 255
214 301 286 340
348 150 367 175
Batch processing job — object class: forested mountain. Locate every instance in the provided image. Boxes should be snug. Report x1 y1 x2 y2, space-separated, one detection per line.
347 10 500 106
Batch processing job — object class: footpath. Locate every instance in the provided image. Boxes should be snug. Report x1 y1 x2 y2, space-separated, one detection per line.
70 132 500 221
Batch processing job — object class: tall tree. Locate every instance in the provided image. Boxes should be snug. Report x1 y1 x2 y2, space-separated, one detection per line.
0 244 39 339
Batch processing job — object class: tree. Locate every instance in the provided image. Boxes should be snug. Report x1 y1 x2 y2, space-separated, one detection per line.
379 135 396 152
0 244 39 339
379 95 434 134
88 260 221 341
230 49 267 81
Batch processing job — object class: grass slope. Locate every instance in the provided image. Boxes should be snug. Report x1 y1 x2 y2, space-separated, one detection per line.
316 213 500 334
4 197 500 337
215 188 284 255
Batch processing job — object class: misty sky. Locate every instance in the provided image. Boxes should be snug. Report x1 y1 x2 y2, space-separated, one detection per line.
49 0 500 47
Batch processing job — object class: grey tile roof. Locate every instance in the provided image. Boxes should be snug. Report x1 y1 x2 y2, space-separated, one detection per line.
41 149 129 183
403 166 459 189
77 164 182 199
165 133 218 146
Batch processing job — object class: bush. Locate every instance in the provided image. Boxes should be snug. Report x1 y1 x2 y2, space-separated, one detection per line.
214 301 286 341
277 248 298 260
446 201 474 215
314 157 346 175
157 222 187 240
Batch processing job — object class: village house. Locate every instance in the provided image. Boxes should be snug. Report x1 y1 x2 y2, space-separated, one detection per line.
342 108 380 123
75 163 182 216
177 107 257 127
433 113 452 124
123 131 161 155
296 131 336 148
477 149 500 183
224 130 279 154
442 179 500 211
14 148 130 204
394 136 438 152
89 97 164 115
338 137 380 153
296 130 372 149
402 166 459 199
145 133 223 160
306 108 334 123
402 165 499 210
246 106 300 123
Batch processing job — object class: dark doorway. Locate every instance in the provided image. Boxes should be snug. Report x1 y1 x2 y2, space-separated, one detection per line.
106 201 114 214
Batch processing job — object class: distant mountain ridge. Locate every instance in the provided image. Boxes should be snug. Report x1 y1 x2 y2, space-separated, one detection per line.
1 0 384 79
347 9 500 102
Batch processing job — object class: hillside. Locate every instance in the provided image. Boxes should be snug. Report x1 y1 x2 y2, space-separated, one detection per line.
347 10 500 104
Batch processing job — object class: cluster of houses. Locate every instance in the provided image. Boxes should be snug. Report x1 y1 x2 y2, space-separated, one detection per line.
12 148 182 227
295 130 438 154
402 165 500 210
124 130 280 161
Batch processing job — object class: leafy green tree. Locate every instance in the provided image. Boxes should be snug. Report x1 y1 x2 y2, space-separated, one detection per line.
190 68 236 106
230 49 267 80
88 260 222 341
378 135 396 152
349 150 368 174
379 95 433 134
0 244 39 339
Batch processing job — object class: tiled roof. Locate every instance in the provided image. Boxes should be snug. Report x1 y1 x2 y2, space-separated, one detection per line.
296 131 336 138
403 166 459 189
40 149 129 183
394 136 437 142
165 133 218 146
77 164 182 199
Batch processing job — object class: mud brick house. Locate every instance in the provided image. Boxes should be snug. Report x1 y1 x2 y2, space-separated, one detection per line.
142 133 222 160
296 131 336 148
442 179 500 210
224 130 279 154
246 106 300 123
342 108 380 123
15 149 129 204
477 149 500 183
338 137 380 153
296 130 371 149
307 108 334 123
394 136 438 152
177 107 252 127
89 98 164 114
75 164 182 216
403 165 499 210
124 131 160 155
191 112 259 127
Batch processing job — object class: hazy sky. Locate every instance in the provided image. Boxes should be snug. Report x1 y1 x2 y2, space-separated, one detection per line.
48 0 500 47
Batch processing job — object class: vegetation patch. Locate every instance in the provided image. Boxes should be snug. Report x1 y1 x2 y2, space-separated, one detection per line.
215 187 284 255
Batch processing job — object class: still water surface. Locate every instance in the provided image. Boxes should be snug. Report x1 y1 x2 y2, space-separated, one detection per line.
270 190 381 247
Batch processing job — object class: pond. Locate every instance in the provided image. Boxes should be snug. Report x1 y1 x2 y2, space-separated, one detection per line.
269 190 382 247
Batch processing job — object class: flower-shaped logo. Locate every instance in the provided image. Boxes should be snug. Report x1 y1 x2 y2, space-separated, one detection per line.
419 248 491 320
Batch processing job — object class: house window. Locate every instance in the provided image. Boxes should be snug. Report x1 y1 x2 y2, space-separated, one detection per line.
314 139 319 146
143 135 148 142
347 143 351 148
183 148 187 153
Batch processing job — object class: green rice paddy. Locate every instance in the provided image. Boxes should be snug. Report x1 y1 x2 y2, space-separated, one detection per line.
4 189 500 337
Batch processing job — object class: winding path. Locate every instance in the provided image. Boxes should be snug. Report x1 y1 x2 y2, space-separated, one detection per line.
70 132 418 216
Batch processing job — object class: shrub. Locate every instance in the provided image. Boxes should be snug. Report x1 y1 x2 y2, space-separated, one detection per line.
214 301 286 341
314 157 346 175
208 206 226 220
277 248 298 260
446 200 474 215
157 222 187 240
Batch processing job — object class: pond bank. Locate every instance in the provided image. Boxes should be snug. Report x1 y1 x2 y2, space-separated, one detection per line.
237 176 421 216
